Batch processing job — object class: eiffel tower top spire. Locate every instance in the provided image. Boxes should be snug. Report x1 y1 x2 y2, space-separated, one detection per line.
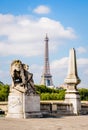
45 33 49 41
44 34 50 74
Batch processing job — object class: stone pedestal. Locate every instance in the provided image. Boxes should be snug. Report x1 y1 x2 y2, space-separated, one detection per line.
7 90 42 118
7 90 24 118
23 94 42 118
65 90 81 114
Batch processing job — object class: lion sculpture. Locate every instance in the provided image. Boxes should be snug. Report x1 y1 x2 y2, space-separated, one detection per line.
10 60 36 94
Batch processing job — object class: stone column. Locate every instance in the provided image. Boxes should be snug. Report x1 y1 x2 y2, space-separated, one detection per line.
64 48 81 115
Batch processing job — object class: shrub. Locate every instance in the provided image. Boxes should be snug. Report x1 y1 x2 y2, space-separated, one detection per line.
79 88 88 101
0 84 10 101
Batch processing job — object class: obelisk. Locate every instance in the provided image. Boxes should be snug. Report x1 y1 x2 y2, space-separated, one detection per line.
64 48 81 114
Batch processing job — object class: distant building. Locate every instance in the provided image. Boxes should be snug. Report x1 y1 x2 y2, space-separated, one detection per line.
59 84 68 89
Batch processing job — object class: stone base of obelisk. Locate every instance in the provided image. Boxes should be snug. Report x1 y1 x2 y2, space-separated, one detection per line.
6 89 42 118
64 90 81 115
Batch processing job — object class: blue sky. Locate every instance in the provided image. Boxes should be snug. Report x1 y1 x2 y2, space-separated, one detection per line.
0 0 88 88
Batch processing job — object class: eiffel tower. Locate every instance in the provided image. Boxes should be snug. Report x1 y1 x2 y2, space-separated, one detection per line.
40 35 54 87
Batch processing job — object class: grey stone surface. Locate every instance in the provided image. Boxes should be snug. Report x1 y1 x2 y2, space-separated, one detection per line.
0 116 88 130
7 93 42 118
23 94 42 118
7 90 24 118
24 95 40 112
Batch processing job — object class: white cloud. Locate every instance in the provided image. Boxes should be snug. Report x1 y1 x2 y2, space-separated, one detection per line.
49 57 69 86
0 41 42 57
77 58 88 66
30 64 43 84
51 57 68 70
0 14 76 57
84 69 88 75
0 69 10 84
77 47 87 54
33 5 50 14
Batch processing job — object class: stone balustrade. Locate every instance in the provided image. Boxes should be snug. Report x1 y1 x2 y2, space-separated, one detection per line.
0 101 88 116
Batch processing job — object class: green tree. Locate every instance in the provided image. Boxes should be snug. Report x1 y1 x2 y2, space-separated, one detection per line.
0 84 10 101
35 85 65 100
79 88 88 100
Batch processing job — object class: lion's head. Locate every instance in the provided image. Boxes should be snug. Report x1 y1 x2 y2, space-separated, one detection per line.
10 60 24 85
11 60 22 71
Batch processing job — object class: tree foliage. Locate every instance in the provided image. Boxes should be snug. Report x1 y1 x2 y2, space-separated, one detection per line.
0 84 10 101
35 85 65 100
79 88 88 101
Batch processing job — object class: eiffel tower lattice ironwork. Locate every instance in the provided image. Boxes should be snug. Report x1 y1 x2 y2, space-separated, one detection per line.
40 35 54 87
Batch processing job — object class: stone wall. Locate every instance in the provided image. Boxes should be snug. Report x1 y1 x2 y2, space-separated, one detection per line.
81 103 88 115
40 101 73 116
0 102 8 114
0 101 88 116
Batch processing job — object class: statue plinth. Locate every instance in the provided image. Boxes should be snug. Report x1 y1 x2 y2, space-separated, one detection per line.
23 94 42 118
7 87 41 118
7 88 24 118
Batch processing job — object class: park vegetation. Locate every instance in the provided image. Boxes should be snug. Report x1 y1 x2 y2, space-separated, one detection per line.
0 84 88 101
35 85 88 101
35 85 65 100
0 84 9 101
79 88 88 101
